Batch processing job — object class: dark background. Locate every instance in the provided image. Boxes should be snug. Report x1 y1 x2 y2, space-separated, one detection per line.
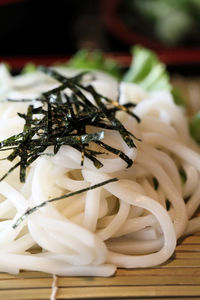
0 0 200 75
0 0 124 56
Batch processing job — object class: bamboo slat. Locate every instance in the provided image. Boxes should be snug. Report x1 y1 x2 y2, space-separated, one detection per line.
176 244 200 251
181 235 200 244
0 232 200 299
57 286 200 299
1 273 200 290
1 285 200 300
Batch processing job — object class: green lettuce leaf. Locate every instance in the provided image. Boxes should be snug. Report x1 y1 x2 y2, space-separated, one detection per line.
67 49 122 79
21 63 36 74
190 111 200 144
123 46 185 105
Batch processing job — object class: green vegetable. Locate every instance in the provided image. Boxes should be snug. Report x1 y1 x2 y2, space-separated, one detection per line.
67 49 122 79
171 87 185 106
123 46 185 105
179 168 187 184
68 46 185 105
123 46 170 91
21 63 36 74
190 111 200 144
129 0 199 46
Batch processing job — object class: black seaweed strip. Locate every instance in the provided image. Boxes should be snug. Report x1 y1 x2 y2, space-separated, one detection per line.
95 140 133 168
0 67 139 182
0 161 21 182
13 177 118 228
85 85 136 148
73 145 103 169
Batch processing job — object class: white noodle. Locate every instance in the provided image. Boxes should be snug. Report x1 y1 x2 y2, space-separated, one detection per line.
0 66 199 276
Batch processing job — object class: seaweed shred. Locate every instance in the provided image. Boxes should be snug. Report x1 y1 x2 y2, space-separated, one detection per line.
13 177 118 229
0 67 140 183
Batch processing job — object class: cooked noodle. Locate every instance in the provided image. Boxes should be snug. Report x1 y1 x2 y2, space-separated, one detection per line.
0 65 199 276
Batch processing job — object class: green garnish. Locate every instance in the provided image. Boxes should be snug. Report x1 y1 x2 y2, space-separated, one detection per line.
179 168 187 184
123 46 171 91
123 46 185 105
67 49 122 79
12 177 118 229
21 62 37 74
190 111 200 144
68 46 185 106
171 87 185 106
0 67 139 183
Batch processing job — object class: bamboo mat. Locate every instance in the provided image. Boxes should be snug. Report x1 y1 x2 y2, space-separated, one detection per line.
0 77 200 300
0 233 200 299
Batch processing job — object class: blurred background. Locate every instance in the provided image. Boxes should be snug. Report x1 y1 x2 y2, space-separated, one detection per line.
0 0 200 73
0 0 199 123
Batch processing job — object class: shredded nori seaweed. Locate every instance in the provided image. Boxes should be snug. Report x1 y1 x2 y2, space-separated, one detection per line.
0 67 140 183
12 177 118 229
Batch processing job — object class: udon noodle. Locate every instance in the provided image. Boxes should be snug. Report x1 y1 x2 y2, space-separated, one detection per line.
0 64 199 276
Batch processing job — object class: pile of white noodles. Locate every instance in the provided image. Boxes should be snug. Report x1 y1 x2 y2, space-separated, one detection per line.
0 64 199 276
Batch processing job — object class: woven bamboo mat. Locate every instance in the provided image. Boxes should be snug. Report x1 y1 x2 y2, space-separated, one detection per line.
0 77 200 300
0 233 200 300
